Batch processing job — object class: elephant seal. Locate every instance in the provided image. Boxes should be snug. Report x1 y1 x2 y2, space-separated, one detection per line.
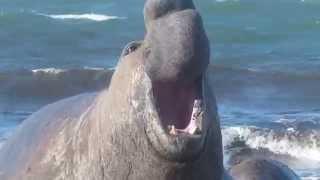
229 159 300 180
0 0 224 179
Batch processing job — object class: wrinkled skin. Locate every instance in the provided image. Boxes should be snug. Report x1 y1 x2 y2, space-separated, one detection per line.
144 0 209 83
229 159 300 180
0 0 224 180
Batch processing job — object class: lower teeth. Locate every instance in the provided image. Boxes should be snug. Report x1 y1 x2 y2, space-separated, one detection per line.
167 100 203 135
167 125 201 135
168 125 177 135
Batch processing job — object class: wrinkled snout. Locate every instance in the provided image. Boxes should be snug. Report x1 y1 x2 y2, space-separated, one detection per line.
141 0 215 162
144 0 210 84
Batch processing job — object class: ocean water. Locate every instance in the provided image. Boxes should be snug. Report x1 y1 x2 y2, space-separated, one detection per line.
0 0 319 179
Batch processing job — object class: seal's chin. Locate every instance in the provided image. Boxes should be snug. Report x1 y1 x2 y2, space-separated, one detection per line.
144 74 207 162
152 77 203 137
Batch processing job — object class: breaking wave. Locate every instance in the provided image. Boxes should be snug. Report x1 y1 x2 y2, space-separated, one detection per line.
1 65 320 102
39 13 126 22
0 68 114 98
222 123 320 162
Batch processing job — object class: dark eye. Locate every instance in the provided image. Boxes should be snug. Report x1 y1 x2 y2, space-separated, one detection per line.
121 41 142 57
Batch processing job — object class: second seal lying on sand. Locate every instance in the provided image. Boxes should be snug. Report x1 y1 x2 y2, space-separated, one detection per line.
229 158 300 180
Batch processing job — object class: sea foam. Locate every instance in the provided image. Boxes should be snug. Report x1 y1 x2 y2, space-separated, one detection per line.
32 68 67 75
0 68 114 98
222 126 320 162
40 13 126 22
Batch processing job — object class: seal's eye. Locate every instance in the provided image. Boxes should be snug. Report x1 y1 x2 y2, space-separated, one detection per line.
121 41 142 57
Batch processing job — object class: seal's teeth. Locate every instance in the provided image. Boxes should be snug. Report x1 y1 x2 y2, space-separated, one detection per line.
194 127 202 135
191 99 202 119
193 99 202 107
188 126 197 135
168 125 177 135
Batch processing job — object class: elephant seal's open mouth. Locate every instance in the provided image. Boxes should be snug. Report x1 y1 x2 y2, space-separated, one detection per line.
153 77 204 137
139 0 211 162
144 73 209 162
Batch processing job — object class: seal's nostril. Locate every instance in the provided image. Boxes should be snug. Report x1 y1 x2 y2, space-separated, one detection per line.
144 9 209 83
144 0 195 25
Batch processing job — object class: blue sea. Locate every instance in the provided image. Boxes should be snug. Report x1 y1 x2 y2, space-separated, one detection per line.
0 0 320 179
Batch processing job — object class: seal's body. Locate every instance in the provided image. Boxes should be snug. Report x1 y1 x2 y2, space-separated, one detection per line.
0 0 224 179
229 159 300 180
